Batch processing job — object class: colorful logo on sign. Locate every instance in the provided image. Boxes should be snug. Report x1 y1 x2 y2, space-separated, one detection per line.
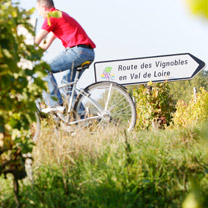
101 67 115 81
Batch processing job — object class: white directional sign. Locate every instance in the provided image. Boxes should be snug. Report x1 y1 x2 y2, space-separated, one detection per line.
94 53 206 85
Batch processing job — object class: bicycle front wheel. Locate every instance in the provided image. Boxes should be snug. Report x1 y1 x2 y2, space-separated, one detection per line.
74 81 136 131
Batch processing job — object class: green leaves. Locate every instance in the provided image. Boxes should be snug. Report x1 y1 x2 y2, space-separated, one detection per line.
173 88 208 127
133 82 175 130
169 71 208 104
0 0 49 191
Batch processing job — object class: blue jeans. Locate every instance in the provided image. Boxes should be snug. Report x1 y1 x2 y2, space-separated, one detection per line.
44 46 95 107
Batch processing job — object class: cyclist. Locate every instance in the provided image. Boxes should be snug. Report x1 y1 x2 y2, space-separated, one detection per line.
35 0 96 113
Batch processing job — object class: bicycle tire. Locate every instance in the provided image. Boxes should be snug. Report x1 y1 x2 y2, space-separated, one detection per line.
74 81 136 131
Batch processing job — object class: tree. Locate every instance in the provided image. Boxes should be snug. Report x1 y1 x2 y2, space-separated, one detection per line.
169 71 208 103
0 0 48 206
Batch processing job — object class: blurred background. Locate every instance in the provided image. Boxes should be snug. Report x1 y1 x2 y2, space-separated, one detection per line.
19 0 208 90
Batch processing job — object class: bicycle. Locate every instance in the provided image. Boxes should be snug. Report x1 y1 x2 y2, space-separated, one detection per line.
31 61 137 141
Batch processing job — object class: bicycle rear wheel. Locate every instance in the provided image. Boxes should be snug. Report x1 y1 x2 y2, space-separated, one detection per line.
74 81 136 131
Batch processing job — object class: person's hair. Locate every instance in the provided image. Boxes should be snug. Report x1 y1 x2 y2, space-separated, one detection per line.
37 0 54 9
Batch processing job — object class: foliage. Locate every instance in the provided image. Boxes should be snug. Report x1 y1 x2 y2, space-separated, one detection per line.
1 124 208 207
47 10 62 26
173 87 208 127
182 183 208 208
169 71 208 104
133 81 175 130
0 0 48 202
187 0 208 18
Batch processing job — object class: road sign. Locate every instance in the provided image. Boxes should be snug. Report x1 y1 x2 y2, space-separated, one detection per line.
94 53 206 85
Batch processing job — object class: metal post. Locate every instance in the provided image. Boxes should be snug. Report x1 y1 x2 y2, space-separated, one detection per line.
193 87 197 103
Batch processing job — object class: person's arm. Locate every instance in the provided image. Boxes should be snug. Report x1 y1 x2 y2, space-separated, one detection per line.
35 29 56 51
39 32 56 51
35 29 49 45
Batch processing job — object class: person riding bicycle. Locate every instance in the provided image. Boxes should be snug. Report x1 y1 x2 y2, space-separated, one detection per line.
35 0 96 113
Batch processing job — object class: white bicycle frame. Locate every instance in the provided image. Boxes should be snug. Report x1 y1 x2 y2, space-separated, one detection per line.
57 68 113 125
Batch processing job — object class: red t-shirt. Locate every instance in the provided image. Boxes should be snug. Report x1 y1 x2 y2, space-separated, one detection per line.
41 8 96 49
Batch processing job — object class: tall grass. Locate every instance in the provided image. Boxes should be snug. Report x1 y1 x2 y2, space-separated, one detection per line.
1 123 208 208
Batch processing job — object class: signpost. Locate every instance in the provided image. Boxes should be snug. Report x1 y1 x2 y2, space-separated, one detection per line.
94 53 206 85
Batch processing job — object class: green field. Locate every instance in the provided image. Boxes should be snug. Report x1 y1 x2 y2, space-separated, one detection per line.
1 123 208 208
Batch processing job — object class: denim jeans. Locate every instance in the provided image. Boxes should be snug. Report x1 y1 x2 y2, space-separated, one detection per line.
43 46 95 107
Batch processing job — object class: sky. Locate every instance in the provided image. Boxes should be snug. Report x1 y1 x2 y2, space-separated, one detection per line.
19 0 208 88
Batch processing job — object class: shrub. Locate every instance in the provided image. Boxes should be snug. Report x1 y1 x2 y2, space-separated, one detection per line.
173 87 208 127
133 81 175 130
0 0 48 205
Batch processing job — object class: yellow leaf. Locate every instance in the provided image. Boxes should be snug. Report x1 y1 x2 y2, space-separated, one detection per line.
11 10 17 17
46 11 62 26
48 11 62 18
2 49 12 58
47 17 51 26
186 0 208 18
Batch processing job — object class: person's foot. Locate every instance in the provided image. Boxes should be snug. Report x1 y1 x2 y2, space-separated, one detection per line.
41 105 65 114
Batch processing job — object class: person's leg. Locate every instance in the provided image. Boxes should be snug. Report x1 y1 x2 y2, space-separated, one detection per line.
43 50 67 107
44 49 76 107
61 46 95 116
43 47 95 109
44 72 64 106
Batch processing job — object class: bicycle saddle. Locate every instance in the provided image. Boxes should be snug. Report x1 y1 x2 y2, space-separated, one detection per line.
77 61 92 71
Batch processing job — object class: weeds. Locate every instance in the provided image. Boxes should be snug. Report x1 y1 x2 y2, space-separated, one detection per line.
1 123 208 207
